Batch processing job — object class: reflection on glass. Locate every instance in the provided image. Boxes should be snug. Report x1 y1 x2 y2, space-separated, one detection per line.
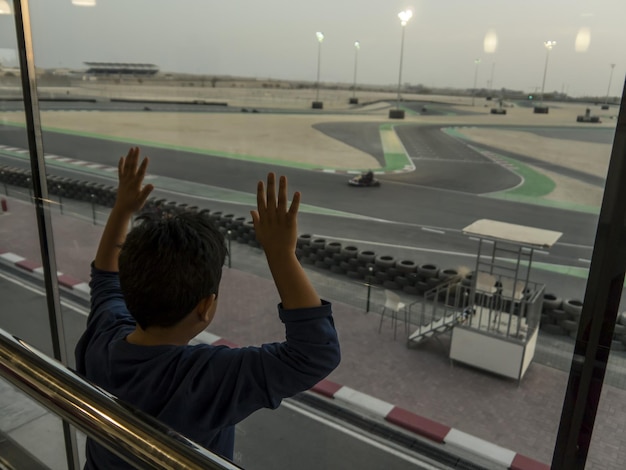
0 0 11 15
72 0 96 6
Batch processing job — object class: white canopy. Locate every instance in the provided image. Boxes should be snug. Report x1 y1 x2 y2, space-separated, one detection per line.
462 219 563 248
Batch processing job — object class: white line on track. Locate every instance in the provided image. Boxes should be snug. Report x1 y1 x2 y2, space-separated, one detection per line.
0 271 88 317
558 241 593 250
313 234 476 258
578 258 591 263
421 227 445 235
281 400 443 469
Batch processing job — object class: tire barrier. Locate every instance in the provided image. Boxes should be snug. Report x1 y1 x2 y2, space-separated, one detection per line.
438 268 459 281
0 165 604 338
340 245 358 259
536 295 626 342
325 241 341 254
374 255 395 270
396 260 417 274
356 250 374 264
297 234 312 247
563 299 583 318
417 263 439 279
542 293 562 311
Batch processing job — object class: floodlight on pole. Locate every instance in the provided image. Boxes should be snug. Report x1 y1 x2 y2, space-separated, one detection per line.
0 0 11 14
472 58 481 106
390 9 413 119
351 41 360 102
539 40 556 105
315 32 324 101
605 63 616 105
312 32 325 109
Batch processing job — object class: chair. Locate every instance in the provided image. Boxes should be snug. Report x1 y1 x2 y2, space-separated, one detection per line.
378 289 407 339
500 277 525 301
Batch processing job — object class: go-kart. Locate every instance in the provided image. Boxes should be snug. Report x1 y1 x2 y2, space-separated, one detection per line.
348 173 381 187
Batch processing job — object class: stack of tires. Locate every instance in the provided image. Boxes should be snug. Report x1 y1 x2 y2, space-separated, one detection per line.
295 233 459 296
296 235 360 275
540 294 583 338
8 168 30 187
296 237 336 271
392 261 437 295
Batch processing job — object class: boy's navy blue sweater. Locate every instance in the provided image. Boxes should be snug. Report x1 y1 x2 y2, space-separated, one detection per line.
75 266 340 469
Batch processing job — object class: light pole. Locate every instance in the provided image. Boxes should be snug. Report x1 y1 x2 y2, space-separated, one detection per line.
488 62 495 97
603 63 616 109
472 58 481 106
349 41 360 105
389 9 413 119
227 230 232 268
366 265 374 312
312 31 325 109
535 40 556 114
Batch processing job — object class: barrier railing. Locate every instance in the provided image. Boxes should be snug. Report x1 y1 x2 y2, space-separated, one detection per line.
0 327 241 470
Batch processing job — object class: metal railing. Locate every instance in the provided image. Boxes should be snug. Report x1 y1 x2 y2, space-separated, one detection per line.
0 327 241 470
406 276 468 347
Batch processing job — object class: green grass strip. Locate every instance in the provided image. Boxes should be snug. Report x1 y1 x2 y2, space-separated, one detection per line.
490 154 555 198
399 105 419 116
445 126 600 214
498 257 590 280
378 123 413 172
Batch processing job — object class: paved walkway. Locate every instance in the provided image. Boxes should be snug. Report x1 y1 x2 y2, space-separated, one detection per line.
1 192 625 469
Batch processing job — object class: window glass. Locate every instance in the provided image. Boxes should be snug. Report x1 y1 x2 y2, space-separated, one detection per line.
0 5 72 470
20 0 626 468
0 3 52 354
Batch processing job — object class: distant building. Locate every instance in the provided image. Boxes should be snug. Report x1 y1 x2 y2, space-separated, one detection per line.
83 62 159 76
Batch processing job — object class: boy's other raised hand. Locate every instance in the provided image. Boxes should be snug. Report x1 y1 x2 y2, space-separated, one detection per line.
251 173 301 256
115 147 154 214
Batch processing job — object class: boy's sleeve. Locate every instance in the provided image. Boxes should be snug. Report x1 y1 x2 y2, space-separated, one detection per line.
186 301 340 428
88 262 133 325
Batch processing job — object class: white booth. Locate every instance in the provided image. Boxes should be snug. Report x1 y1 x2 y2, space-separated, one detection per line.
407 219 562 381
450 219 562 380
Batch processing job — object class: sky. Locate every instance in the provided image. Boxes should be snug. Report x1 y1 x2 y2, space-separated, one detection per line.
1 0 625 97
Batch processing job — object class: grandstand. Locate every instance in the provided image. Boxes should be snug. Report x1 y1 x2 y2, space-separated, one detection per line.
84 62 159 76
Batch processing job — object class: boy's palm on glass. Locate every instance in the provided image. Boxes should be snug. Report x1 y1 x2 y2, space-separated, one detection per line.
116 147 154 213
251 173 300 252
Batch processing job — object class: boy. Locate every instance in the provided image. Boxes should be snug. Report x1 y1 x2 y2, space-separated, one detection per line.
75 147 341 468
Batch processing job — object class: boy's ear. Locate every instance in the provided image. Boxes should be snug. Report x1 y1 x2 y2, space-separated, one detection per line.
196 294 217 323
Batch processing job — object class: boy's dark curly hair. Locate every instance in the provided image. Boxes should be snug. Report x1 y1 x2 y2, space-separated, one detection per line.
118 212 227 330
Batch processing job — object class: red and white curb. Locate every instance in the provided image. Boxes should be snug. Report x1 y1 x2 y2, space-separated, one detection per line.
0 249 549 470
309 378 549 470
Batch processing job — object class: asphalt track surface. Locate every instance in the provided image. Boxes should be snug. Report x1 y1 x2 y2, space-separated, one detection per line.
0 117 608 302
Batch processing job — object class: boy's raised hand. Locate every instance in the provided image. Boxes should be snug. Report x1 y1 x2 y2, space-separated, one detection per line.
251 173 300 255
115 147 154 214
95 147 154 271
251 173 320 309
